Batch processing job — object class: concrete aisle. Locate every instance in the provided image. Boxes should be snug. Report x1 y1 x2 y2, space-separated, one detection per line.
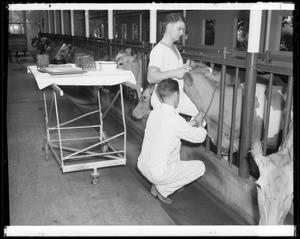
6 57 174 226
6 56 247 228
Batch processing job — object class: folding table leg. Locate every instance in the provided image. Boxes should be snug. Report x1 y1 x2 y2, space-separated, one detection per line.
97 86 108 153
42 91 50 161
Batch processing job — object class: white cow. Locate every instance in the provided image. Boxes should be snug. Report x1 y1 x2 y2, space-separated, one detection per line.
251 121 293 225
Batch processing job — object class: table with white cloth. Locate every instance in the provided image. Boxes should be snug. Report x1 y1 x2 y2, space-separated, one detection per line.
27 64 136 184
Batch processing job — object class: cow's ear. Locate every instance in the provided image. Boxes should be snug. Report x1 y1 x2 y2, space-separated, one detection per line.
183 73 193 87
135 54 142 61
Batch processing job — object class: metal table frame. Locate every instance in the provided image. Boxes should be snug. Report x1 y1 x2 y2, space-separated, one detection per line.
43 83 127 184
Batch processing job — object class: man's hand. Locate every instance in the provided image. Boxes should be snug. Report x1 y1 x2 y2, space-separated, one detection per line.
183 59 191 68
173 67 190 79
195 112 206 127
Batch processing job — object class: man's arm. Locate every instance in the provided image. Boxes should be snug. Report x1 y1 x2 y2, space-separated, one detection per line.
147 65 190 84
174 115 207 144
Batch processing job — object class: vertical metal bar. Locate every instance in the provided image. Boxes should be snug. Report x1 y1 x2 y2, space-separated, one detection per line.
109 39 113 59
216 64 227 158
53 90 64 167
205 136 210 153
262 73 274 156
150 43 155 51
43 91 50 143
97 87 104 143
228 67 240 166
119 84 127 161
282 75 293 142
239 53 258 178
141 51 146 89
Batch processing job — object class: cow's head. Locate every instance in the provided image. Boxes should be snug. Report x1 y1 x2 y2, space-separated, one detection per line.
52 43 73 64
116 53 142 86
250 133 293 225
31 36 51 54
132 84 155 119
31 37 38 47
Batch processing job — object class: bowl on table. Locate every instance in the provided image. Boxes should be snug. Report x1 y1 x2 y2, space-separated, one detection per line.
98 61 117 71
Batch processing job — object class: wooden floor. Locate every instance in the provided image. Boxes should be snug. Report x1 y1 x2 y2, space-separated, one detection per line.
5 56 248 234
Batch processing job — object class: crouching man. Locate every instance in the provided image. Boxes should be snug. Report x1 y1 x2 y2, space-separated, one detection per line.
137 78 207 204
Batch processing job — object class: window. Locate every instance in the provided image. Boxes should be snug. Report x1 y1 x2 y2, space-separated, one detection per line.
158 21 164 40
115 23 118 38
236 18 249 50
122 23 127 39
9 23 25 34
204 19 215 45
280 16 293 51
132 23 139 40
93 24 104 38
100 24 104 38
146 23 150 42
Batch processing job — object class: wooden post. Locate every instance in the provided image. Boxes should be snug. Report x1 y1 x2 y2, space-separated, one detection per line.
107 10 113 58
239 10 262 178
70 10 75 36
61 10 64 35
53 10 57 34
150 10 157 45
139 13 143 42
108 10 113 40
48 10 51 34
85 10 90 38
264 10 272 51
43 10 46 33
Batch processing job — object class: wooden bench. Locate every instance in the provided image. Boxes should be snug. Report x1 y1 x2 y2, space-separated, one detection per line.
8 34 27 56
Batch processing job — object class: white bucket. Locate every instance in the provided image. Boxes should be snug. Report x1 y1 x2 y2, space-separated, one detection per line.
99 61 117 71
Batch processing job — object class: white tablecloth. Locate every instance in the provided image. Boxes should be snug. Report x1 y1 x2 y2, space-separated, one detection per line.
27 64 136 90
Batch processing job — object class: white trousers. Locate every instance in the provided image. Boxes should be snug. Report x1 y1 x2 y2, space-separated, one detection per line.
137 159 206 197
151 87 199 117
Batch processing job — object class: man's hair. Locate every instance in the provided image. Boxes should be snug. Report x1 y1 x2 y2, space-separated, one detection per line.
164 12 188 26
156 78 179 101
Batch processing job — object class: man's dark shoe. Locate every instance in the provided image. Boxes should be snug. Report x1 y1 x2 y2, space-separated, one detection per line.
150 185 172 204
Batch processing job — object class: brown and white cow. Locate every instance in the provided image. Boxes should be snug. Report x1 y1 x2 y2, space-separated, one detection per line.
116 52 143 87
250 122 293 225
132 62 286 156
183 62 286 155
131 84 155 119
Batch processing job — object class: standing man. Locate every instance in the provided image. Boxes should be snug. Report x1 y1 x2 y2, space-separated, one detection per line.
137 79 207 204
147 12 200 119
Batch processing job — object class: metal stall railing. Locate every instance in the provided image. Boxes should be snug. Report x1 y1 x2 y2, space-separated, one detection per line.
181 45 293 178
181 46 246 166
255 59 293 156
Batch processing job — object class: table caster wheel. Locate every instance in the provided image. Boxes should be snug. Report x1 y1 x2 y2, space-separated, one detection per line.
91 177 99 185
42 140 50 160
90 169 100 185
42 137 49 151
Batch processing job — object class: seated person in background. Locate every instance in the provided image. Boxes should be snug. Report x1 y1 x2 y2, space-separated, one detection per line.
137 79 207 204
